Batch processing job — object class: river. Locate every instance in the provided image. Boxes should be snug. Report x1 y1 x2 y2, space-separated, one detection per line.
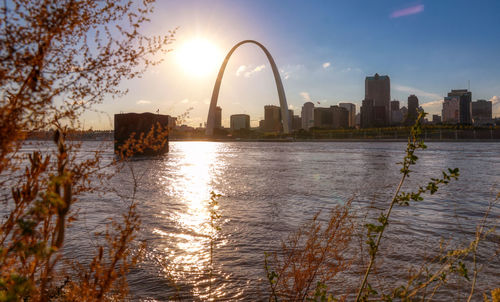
20 141 500 300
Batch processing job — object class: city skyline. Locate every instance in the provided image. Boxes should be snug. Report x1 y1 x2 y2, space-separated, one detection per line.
82 0 500 129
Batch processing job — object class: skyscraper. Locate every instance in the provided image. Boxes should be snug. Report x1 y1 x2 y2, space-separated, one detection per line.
361 99 374 128
331 106 349 129
442 97 459 123
292 115 302 131
339 103 356 128
215 106 222 129
264 105 282 132
288 109 294 132
301 102 315 130
390 100 403 125
407 94 419 125
444 89 472 124
365 73 390 126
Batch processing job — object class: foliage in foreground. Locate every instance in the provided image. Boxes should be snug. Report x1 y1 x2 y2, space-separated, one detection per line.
0 0 173 300
263 111 499 302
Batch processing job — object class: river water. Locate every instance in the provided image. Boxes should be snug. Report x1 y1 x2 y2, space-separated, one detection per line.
20 141 500 300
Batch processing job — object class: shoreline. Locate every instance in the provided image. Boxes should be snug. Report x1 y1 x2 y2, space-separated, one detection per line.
170 138 500 143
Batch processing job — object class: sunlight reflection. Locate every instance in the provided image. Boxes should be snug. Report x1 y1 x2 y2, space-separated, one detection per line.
156 142 228 298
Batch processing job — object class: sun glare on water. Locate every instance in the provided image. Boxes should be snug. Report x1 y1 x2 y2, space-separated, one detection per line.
175 38 223 77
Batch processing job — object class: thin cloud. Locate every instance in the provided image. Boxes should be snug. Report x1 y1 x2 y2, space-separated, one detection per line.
280 64 304 80
300 92 312 103
420 99 443 115
491 96 500 116
322 62 331 69
136 99 151 105
421 99 444 107
394 84 441 100
390 4 424 18
341 67 363 73
244 64 266 78
490 96 500 105
236 65 247 77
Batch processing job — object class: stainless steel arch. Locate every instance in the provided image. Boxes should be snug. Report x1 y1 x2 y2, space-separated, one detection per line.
206 40 289 135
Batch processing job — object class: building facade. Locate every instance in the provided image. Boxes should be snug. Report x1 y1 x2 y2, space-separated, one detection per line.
314 106 348 129
339 102 356 128
472 99 492 124
442 96 460 123
407 94 419 125
361 99 374 128
292 115 302 131
365 73 390 126
443 89 472 125
390 100 403 125
214 106 222 129
432 114 441 124
230 114 250 130
264 105 282 132
301 102 315 130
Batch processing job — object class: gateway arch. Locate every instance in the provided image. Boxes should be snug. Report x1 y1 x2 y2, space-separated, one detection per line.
206 40 290 135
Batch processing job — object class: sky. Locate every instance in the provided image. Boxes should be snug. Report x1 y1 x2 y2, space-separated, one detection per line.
85 0 500 129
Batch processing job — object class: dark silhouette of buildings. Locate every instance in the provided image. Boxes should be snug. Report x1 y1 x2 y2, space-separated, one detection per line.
432 114 441 124
472 99 492 124
313 106 348 129
364 73 390 127
230 114 250 130
406 94 419 125
215 106 222 129
264 105 282 132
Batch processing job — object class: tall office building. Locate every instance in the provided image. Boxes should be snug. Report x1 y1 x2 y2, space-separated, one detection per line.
301 102 315 130
390 100 400 111
444 89 472 124
406 95 419 125
215 106 222 129
288 109 294 132
365 73 390 126
339 103 356 128
331 106 349 129
264 105 282 132
292 115 302 131
230 114 250 130
472 99 492 124
442 97 459 123
390 100 403 125
361 99 374 128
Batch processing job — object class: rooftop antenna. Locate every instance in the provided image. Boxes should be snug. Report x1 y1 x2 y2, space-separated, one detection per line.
468 80 470 91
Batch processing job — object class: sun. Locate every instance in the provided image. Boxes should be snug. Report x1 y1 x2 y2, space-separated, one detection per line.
175 38 223 77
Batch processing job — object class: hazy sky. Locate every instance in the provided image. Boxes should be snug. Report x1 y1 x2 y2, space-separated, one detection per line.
85 0 500 129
